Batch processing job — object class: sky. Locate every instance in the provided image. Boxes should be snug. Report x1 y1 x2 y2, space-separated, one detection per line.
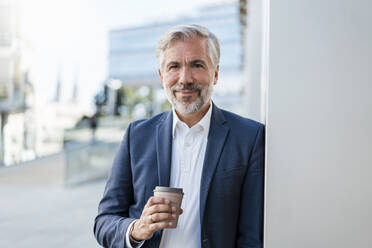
18 0 235 113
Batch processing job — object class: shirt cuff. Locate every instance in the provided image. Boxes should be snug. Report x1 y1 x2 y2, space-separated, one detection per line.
125 220 145 248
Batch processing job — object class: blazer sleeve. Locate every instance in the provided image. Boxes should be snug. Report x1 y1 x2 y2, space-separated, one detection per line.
237 124 265 248
94 123 136 248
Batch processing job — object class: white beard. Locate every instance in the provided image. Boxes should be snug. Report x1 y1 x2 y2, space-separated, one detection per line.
165 82 214 115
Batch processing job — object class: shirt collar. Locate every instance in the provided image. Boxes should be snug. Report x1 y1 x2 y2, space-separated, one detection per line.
172 103 213 139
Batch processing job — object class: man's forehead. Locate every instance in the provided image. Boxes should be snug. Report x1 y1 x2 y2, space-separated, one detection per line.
163 37 209 62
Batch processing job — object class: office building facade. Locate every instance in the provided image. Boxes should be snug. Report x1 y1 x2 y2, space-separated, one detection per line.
108 2 244 114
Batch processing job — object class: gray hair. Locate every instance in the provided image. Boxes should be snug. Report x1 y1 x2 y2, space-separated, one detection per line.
156 24 220 69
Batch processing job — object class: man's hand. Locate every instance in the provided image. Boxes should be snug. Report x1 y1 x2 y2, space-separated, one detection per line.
130 196 183 241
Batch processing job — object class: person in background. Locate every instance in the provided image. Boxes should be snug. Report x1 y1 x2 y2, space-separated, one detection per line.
90 114 98 140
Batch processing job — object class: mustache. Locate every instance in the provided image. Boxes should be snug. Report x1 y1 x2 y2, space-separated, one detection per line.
171 83 202 92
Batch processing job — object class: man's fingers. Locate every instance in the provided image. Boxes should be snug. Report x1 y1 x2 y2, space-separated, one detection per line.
149 221 173 232
146 204 173 215
144 196 170 208
133 201 178 241
151 213 176 222
143 215 153 224
144 212 175 224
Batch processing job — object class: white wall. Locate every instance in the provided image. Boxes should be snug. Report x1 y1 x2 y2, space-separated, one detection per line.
264 0 372 247
243 0 263 122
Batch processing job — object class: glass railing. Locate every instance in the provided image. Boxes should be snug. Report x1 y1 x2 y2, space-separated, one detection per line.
63 116 130 186
64 140 119 186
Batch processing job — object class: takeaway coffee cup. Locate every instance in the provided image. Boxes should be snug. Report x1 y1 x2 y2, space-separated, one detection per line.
153 186 184 228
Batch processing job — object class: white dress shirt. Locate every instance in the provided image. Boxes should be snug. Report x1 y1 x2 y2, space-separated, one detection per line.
126 104 212 248
159 104 212 248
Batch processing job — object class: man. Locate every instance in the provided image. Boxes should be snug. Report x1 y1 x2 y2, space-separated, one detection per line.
94 24 264 248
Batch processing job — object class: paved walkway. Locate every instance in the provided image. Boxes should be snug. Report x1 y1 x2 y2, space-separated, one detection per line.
0 180 106 247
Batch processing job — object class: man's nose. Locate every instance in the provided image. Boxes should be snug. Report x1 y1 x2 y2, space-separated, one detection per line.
179 66 193 84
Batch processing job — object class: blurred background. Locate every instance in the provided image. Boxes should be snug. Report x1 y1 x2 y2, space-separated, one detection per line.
0 0 252 168
1 0 258 247
2 0 370 247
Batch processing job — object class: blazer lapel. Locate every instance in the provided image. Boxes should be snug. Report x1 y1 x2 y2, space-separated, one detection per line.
156 111 173 187
200 104 230 223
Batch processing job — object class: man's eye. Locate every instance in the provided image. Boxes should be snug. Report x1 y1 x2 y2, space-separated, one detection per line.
195 63 204 68
168 65 178 70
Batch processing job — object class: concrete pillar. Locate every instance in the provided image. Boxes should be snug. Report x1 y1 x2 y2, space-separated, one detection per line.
242 0 264 122
264 0 372 247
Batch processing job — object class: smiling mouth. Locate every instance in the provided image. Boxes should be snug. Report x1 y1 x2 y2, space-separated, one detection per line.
172 83 202 97
175 90 197 95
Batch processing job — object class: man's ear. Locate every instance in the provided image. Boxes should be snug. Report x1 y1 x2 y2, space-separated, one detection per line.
158 69 164 88
213 65 219 85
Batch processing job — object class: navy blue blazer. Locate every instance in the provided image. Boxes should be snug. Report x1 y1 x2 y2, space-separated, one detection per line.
94 104 265 248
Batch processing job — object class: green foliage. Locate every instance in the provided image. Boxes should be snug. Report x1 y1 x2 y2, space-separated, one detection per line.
120 86 154 117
